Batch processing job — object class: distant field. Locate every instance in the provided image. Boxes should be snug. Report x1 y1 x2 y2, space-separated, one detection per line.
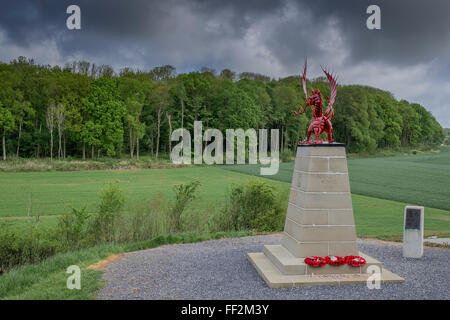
222 146 450 211
1 161 449 239
351 194 450 239
0 166 289 218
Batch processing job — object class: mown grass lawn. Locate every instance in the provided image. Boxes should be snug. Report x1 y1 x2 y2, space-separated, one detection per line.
0 166 289 219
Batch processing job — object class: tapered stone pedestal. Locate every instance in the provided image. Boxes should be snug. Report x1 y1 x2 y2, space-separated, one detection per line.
248 143 404 288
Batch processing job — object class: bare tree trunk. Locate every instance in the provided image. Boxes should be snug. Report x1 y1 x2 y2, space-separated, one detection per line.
136 136 140 160
156 107 162 160
91 145 94 159
167 113 172 152
129 129 134 158
16 121 22 157
82 141 86 160
37 122 42 158
34 117 38 158
63 134 66 159
46 104 55 161
2 129 6 161
54 104 65 160
150 134 154 156
58 127 62 160
50 130 53 161
285 126 288 150
181 99 185 129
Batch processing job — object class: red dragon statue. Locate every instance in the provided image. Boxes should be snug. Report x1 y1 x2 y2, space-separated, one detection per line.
292 57 337 144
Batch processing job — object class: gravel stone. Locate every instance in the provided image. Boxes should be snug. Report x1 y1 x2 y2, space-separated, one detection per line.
98 234 450 300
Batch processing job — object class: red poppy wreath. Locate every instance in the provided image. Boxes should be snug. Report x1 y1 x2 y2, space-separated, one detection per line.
325 255 345 266
345 255 367 267
304 256 327 267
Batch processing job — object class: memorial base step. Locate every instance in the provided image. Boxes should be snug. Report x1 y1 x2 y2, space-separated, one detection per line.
247 251 404 288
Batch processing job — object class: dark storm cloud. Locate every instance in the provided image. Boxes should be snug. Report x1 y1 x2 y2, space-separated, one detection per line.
0 0 449 125
318 0 450 65
252 0 450 67
0 0 284 64
1 0 449 67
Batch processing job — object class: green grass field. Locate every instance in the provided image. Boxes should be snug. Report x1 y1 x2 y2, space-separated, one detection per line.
223 146 450 211
1 156 449 238
351 194 449 239
0 166 289 219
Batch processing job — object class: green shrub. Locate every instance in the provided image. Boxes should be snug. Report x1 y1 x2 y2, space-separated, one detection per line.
98 181 126 214
90 181 126 243
280 149 295 162
212 180 285 232
56 205 93 249
0 224 58 273
169 180 201 232
15 227 58 267
127 194 171 241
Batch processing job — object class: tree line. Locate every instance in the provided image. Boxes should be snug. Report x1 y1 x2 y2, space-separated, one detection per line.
0 56 445 161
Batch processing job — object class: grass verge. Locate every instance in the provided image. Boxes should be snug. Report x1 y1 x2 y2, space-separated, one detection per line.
0 230 252 300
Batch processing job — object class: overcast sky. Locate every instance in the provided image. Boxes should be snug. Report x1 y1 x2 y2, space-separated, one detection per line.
0 0 449 127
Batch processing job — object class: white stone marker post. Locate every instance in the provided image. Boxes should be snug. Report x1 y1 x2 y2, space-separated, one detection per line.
402 206 424 258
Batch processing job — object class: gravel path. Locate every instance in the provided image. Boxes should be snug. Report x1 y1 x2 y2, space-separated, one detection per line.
98 234 450 300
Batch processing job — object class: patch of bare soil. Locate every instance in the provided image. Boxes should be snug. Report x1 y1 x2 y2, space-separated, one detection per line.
86 254 124 270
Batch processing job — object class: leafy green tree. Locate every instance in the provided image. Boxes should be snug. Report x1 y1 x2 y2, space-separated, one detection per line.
219 86 261 129
179 72 214 129
0 58 445 160
271 85 300 150
150 83 173 159
373 94 403 148
55 72 92 158
81 79 126 157
334 86 373 152
219 69 236 81
45 103 56 161
0 65 23 159
239 72 271 83
12 95 34 157
0 101 15 160
149 65 176 82
172 79 187 129
398 100 421 146
364 96 384 152
118 77 147 159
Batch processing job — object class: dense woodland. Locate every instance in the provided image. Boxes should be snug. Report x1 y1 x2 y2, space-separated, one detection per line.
0 57 445 161
444 128 450 136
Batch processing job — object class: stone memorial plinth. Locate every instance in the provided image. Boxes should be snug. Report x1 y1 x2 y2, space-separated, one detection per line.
248 143 404 287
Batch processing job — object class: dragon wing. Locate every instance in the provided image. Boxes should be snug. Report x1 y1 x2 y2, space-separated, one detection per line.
321 66 337 118
301 57 308 98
